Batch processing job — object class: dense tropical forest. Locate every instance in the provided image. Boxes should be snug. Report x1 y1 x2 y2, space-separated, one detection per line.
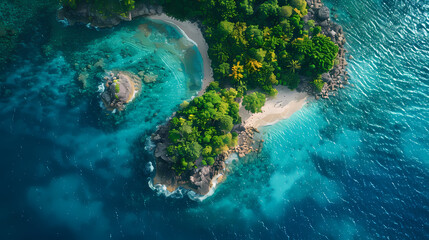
167 86 240 173
61 0 339 172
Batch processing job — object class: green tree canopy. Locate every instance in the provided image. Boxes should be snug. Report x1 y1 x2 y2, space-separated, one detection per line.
217 115 234 133
280 6 293 18
243 92 266 113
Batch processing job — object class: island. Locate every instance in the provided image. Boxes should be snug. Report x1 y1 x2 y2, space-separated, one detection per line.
100 71 142 111
57 0 349 198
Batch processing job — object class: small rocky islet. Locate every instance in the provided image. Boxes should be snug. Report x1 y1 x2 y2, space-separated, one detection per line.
100 71 142 112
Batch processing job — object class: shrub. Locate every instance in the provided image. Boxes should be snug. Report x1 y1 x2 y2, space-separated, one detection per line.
280 6 293 18
281 72 301 90
207 157 215 166
243 92 266 113
180 100 189 109
313 77 325 92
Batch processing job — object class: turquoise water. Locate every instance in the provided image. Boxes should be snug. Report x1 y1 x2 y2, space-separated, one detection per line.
1 0 428 239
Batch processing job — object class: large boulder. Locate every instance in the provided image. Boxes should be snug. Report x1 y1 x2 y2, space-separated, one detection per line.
319 20 329 28
155 143 171 162
189 166 211 195
318 6 330 21
100 71 141 111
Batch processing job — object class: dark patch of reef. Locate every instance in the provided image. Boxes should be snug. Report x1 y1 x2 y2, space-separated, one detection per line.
0 0 58 67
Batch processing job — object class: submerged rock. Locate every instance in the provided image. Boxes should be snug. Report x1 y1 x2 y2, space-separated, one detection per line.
100 71 142 111
144 73 158 83
77 72 89 88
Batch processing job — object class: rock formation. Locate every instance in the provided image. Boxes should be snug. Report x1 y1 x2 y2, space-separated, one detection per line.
151 122 261 196
299 0 350 99
57 3 163 28
317 6 330 21
100 71 141 111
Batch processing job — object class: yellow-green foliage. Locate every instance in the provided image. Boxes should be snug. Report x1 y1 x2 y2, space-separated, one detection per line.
280 6 293 18
313 77 325 92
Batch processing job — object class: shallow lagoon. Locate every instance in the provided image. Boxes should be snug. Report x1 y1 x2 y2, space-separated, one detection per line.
1 0 429 239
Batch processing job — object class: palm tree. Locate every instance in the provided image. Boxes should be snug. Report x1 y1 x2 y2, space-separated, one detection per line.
229 61 244 82
246 59 262 73
287 60 301 73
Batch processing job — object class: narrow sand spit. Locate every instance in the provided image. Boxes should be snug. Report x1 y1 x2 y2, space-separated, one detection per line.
148 14 213 96
240 86 309 128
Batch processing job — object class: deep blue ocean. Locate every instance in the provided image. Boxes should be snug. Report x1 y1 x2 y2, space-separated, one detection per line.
1 0 428 239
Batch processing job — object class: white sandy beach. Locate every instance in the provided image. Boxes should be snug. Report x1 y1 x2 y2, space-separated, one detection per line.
240 86 309 128
148 14 213 96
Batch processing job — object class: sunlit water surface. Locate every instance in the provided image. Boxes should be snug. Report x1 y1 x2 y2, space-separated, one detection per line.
1 0 428 239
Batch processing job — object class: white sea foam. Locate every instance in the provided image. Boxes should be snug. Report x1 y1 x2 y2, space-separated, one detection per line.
145 162 154 173
97 82 105 93
58 17 69 27
148 173 223 202
98 100 105 109
148 179 186 199
144 136 155 151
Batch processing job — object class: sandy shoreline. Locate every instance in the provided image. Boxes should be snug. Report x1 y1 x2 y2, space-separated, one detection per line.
240 86 309 128
148 14 213 96
149 15 309 129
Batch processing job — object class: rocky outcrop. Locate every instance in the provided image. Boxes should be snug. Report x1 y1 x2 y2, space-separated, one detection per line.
100 71 141 111
229 125 261 158
317 6 330 21
189 166 211 194
301 0 350 99
57 3 163 28
151 122 261 196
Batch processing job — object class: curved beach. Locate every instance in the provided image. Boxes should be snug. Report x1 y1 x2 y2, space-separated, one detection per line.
148 14 213 96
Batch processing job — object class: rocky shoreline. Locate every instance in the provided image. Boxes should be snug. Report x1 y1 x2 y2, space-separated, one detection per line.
299 0 350 99
151 122 261 196
57 3 163 28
